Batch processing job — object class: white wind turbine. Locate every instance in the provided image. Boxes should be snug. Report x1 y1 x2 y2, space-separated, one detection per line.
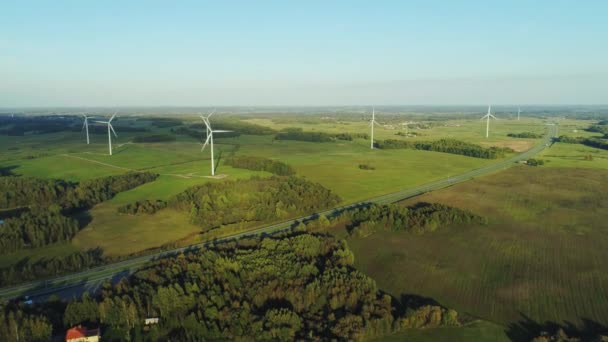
481 105 497 138
517 107 521 121
200 110 233 176
94 112 118 155
81 114 90 144
369 107 380 149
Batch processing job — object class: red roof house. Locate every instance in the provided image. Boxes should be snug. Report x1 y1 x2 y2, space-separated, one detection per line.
65 325 100 342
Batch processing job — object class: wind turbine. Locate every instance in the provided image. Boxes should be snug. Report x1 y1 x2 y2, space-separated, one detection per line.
369 107 380 149
517 107 521 121
481 105 497 138
200 110 233 176
94 112 117 155
81 114 90 144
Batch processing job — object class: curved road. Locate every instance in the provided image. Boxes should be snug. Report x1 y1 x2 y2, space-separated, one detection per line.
0 125 556 301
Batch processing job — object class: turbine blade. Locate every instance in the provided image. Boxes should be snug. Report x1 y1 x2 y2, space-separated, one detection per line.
201 135 211 151
81 120 87 131
109 112 118 122
109 124 118 137
207 109 216 118
212 130 233 133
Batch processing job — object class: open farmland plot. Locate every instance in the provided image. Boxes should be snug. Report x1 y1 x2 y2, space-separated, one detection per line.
348 166 608 328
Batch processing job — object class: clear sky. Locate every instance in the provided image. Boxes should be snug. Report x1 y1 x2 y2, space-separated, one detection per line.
1 1 607 106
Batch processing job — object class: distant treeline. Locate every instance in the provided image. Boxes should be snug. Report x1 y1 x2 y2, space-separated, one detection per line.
171 176 340 232
275 128 368 143
224 155 295 176
0 172 158 254
138 118 183 128
132 134 176 143
171 126 241 140
376 138 513 159
556 136 608 150
0 248 104 287
507 132 543 138
9 232 460 341
0 117 76 136
183 120 275 136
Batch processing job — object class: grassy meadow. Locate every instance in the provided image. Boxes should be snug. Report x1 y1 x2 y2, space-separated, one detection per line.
346 166 608 332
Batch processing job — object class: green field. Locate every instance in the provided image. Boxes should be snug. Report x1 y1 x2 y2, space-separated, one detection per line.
346 166 608 331
1 115 547 261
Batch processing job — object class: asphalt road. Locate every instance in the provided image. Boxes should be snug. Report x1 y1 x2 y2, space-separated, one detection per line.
0 125 556 301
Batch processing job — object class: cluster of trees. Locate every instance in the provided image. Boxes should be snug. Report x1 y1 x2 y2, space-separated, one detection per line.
0 249 104 287
224 156 295 176
31 233 459 340
118 200 167 215
132 135 176 143
328 202 484 237
526 159 545 166
376 139 513 159
507 132 543 138
0 306 52 342
0 116 76 136
586 124 608 135
358 164 376 170
170 176 341 232
0 207 79 254
556 135 608 150
275 128 333 142
275 128 369 143
0 172 158 254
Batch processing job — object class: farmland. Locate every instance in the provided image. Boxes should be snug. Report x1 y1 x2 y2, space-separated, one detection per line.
346 166 608 333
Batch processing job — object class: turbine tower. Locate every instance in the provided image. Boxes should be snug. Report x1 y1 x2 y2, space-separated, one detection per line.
481 105 497 138
82 114 90 144
200 110 233 176
369 107 380 149
94 112 117 155
517 107 521 121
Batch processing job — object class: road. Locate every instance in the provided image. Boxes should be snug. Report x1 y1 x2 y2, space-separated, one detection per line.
0 125 556 301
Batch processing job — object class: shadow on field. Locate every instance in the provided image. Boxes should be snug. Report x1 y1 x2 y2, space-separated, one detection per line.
0 165 18 176
505 313 608 341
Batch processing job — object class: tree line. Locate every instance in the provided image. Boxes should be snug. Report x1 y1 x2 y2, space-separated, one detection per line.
507 132 543 138
0 172 158 254
15 232 460 340
224 155 296 176
274 128 369 143
556 135 608 151
376 138 513 159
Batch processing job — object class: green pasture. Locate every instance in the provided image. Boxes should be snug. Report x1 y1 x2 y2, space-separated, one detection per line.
377 321 509 342
347 166 608 329
541 142 608 169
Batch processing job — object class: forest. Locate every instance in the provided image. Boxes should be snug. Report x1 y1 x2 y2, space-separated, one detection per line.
376 138 513 159
1 233 460 341
274 128 368 143
0 172 158 254
334 202 485 237
224 155 295 176
170 176 341 232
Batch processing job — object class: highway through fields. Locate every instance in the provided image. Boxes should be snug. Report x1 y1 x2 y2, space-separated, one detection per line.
0 125 557 301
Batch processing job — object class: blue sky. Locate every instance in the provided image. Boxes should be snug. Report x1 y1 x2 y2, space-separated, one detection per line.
1 1 607 106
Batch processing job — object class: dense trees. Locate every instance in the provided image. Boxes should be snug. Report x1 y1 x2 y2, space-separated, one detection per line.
0 306 52 342
343 202 484 237
0 249 104 286
25 233 459 340
0 207 79 254
224 156 295 176
118 200 167 215
0 172 158 255
508 132 543 138
170 176 340 232
556 135 608 150
376 138 513 159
